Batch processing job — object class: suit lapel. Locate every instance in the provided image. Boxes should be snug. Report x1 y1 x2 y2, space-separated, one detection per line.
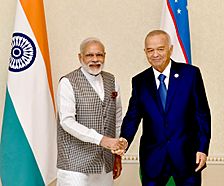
142 64 181 113
144 68 165 113
165 61 180 112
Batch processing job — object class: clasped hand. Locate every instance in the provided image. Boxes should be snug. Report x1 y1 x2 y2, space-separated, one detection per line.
111 137 128 156
100 136 128 156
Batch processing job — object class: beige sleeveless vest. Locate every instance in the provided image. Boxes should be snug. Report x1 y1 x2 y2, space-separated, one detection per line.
57 68 116 173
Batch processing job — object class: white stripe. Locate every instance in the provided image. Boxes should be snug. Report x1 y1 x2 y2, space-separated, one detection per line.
160 1 185 62
7 1 56 183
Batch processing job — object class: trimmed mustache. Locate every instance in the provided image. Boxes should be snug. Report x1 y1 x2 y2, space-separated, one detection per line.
88 61 103 66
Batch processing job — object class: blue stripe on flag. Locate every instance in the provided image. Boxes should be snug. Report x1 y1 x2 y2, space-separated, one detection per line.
0 88 45 186
167 0 191 64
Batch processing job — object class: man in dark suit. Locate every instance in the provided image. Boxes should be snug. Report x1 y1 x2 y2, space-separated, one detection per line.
120 30 211 186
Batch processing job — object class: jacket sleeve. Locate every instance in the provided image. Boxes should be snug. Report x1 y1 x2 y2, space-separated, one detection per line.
120 77 142 149
193 67 211 155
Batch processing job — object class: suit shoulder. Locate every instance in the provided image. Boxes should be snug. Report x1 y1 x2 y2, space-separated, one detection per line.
173 61 200 73
132 68 152 80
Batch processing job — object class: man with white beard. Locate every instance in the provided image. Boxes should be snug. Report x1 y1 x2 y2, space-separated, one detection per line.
56 37 127 186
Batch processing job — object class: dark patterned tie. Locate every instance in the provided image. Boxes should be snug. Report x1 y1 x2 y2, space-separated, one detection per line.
158 74 167 110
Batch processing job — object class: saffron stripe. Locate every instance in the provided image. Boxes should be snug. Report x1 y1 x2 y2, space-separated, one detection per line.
19 0 56 110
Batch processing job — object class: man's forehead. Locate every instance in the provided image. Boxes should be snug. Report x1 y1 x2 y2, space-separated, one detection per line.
83 43 104 51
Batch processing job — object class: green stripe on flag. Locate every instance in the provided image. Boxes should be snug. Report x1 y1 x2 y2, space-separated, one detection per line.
0 88 44 186
166 176 175 186
139 167 176 185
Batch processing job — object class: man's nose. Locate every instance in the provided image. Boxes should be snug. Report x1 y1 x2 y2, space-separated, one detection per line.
92 55 98 61
152 50 159 57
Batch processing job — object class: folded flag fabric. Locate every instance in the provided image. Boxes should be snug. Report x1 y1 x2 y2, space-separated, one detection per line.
0 0 57 185
161 0 192 64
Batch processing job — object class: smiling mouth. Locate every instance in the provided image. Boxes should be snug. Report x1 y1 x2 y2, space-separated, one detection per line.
89 64 101 68
152 59 162 63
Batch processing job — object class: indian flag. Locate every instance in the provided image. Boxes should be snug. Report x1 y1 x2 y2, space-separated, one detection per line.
0 0 57 185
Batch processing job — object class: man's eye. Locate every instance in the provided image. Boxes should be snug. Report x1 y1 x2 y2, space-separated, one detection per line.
147 50 153 53
85 54 94 57
96 54 104 57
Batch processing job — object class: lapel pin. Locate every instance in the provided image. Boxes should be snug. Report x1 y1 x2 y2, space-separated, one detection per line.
174 73 179 78
111 91 118 99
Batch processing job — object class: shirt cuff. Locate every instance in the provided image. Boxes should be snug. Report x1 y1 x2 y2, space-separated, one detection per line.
94 133 104 145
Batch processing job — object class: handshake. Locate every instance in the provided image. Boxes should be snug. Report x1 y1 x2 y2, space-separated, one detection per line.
100 136 128 156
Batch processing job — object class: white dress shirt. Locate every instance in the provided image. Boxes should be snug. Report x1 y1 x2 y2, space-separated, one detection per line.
57 67 122 146
153 61 171 89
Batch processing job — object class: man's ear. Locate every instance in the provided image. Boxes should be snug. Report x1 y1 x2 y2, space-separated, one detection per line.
78 53 82 62
170 45 174 55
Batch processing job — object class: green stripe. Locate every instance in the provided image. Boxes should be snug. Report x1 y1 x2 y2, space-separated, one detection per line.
166 176 176 186
139 167 176 186
0 88 44 186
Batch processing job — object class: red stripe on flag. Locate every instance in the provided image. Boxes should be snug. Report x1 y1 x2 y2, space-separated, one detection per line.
166 0 189 64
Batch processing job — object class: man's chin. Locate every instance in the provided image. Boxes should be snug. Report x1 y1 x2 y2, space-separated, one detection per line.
87 68 102 75
81 62 103 75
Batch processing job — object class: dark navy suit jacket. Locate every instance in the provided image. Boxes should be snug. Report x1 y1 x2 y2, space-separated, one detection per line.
120 61 211 179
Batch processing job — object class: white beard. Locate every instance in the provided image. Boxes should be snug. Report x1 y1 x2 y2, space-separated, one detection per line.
81 61 104 75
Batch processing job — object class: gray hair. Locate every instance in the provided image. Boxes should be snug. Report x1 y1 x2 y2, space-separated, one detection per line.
80 37 105 53
145 30 172 47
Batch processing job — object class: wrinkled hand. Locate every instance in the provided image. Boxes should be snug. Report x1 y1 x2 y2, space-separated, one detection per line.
113 154 122 179
195 152 207 172
100 136 128 156
111 137 128 156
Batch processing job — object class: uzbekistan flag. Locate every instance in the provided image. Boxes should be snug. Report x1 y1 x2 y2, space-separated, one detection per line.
0 0 57 185
160 0 192 185
161 0 192 64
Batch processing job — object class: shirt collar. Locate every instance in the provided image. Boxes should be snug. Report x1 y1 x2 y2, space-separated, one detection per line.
153 60 171 79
